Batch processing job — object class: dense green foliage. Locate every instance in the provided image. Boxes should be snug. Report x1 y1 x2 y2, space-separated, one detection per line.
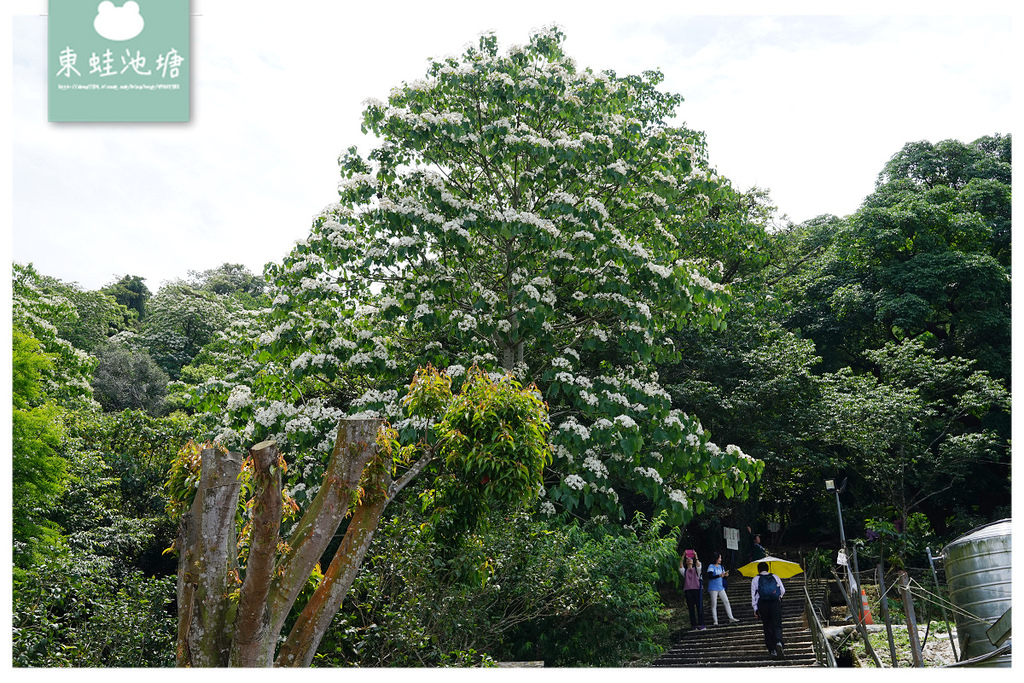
662 134 1010 556
13 552 177 667
11 408 200 666
12 327 69 566
100 274 151 323
316 507 673 666
420 365 553 541
138 282 231 380
90 342 171 414
187 262 268 298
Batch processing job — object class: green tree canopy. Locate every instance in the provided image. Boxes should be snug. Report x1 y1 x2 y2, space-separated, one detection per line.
187 262 266 298
139 282 230 379
786 135 1011 381
101 274 152 324
13 270 131 353
90 342 170 414
12 327 69 567
196 27 762 529
12 263 97 408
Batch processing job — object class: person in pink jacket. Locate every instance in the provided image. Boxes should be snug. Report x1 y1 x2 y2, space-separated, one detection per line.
679 551 706 630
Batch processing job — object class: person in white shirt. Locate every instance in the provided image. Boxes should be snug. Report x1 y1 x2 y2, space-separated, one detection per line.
751 561 786 658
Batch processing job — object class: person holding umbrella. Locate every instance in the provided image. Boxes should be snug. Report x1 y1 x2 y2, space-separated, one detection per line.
751 561 786 658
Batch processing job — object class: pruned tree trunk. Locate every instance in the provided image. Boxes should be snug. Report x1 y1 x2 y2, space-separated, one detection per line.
260 418 382 661
229 441 282 666
276 461 392 666
175 418 392 666
173 417 443 666
176 447 244 667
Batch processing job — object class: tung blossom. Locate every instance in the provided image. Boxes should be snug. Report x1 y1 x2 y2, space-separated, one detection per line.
634 466 663 484
225 385 252 411
564 474 586 490
668 488 689 508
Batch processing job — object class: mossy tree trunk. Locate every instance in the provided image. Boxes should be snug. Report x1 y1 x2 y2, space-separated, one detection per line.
176 447 244 666
175 417 425 667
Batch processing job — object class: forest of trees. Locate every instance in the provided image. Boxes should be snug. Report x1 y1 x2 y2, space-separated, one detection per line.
11 28 1011 667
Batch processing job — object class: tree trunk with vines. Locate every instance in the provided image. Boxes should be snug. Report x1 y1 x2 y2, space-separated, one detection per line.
175 418 402 667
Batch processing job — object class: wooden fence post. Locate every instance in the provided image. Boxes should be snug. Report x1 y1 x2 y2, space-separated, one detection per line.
876 562 898 667
898 571 924 667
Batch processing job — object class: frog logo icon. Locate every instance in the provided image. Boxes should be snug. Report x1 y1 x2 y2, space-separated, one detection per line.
93 1 145 41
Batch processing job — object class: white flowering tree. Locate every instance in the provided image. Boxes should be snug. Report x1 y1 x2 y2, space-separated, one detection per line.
12 263 98 408
200 27 761 532
172 26 768 668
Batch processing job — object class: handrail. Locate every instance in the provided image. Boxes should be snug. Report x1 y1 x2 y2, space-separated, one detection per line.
802 552 830 624
804 581 838 667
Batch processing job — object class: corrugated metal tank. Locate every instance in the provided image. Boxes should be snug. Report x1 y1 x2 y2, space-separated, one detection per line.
941 518 1012 666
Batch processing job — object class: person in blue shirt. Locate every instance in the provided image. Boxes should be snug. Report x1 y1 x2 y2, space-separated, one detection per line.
706 553 739 626
751 561 786 658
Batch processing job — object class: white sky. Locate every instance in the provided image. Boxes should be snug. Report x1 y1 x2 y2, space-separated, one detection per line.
3 1 1018 292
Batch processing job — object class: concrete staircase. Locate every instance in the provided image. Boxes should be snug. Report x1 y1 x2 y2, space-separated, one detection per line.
653 573 819 667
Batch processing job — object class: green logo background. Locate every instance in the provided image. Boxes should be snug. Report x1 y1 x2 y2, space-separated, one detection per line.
49 0 190 122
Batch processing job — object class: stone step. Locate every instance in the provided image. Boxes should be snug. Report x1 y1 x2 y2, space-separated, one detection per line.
654 573 819 667
659 643 819 659
653 657 818 668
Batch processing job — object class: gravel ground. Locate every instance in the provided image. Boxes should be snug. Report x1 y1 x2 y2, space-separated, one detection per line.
920 630 959 666
842 623 960 667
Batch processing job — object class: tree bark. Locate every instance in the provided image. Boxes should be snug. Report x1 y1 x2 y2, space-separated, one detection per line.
261 418 382 662
176 447 244 667
229 441 282 666
174 419 396 667
276 465 391 666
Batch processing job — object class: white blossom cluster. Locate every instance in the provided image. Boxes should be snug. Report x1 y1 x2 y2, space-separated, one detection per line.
563 474 587 490
582 452 608 478
634 466 663 484
225 384 253 411
667 488 689 508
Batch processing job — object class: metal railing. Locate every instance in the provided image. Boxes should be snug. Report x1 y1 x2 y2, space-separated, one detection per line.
802 554 838 667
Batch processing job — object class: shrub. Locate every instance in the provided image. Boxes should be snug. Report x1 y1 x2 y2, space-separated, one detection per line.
12 549 176 667
90 343 170 415
316 506 673 666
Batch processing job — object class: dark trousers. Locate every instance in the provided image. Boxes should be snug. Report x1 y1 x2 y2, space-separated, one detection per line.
758 599 784 651
685 588 704 627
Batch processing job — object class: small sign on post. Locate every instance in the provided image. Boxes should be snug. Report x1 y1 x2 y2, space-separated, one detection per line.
723 526 739 551
837 548 848 566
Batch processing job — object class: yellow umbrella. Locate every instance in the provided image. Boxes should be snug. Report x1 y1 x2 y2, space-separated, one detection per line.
736 555 804 578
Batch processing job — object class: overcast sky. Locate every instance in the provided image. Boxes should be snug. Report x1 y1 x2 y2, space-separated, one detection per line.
5 1 1017 292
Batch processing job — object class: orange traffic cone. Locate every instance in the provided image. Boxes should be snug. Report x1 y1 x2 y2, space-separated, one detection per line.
859 588 874 625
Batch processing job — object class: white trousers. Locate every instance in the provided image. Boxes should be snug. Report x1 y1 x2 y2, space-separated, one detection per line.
708 589 735 624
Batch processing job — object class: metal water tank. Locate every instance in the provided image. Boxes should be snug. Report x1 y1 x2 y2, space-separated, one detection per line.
941 518 1012 666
